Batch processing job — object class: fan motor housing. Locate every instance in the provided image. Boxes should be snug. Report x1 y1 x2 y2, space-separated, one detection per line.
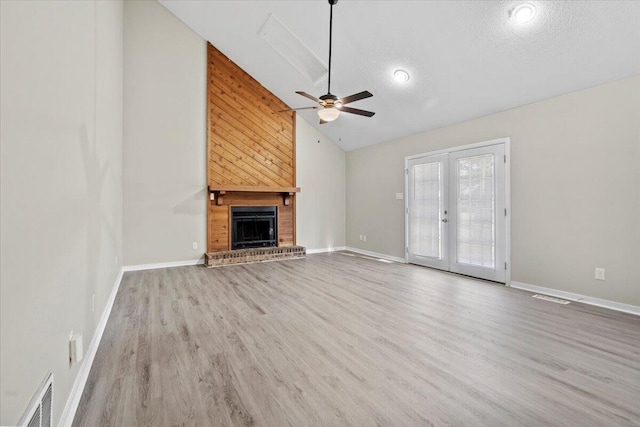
319 94 338 102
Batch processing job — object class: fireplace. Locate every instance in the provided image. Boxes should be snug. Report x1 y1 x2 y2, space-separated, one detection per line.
231 206 277 250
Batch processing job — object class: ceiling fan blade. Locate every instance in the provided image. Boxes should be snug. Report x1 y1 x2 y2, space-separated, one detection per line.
279 106 319 112
339 106 375 117
338 91 373 105
296 91 323 104
319 119 328 125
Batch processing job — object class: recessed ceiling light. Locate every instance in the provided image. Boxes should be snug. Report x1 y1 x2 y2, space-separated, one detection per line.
511 3 536 23
393 69 410 83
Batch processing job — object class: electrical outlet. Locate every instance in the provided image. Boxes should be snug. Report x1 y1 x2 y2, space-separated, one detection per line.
192 242 198 250
363 235 367 242
396 193 404 200
595 268 605 281
92 294 95 313
359 235 363 241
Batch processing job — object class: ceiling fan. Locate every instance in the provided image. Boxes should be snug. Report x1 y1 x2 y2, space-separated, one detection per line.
282 0 375 124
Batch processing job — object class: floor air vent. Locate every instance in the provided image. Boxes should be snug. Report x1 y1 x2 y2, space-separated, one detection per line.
338 252 396 263
19 372 53 427
532 294 571 305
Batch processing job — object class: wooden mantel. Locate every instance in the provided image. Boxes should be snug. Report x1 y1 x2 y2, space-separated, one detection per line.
208 185 300 206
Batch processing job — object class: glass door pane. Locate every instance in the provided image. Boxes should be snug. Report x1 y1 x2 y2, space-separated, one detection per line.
412 162 442 258
407 153 449 271
455 153 495 268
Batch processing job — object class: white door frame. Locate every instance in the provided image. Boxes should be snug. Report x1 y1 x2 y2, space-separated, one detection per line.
404 137 511 285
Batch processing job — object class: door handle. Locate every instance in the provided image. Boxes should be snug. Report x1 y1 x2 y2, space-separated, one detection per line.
442 219 448 223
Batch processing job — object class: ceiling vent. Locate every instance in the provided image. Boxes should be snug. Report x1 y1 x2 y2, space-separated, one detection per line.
259 14 328 86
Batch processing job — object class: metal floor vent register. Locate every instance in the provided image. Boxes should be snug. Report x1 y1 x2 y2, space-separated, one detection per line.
532 294 571 305
18 372 53 427
338 252 396 263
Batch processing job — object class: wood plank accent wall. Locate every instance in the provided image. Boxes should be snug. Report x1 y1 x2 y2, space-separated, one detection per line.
208 44 295 187
207 43 297 252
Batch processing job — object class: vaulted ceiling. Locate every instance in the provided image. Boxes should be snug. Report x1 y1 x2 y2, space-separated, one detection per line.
158 0 640 151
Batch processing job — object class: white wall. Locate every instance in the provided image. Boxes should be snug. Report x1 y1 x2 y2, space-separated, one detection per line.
123 0 207 266
296 118 346 251
346 76 640 306
0 1 123 424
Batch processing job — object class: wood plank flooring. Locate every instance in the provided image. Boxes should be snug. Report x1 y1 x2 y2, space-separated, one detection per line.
73 252 640 426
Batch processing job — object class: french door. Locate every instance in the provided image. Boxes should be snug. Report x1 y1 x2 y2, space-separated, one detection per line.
406 140 508 283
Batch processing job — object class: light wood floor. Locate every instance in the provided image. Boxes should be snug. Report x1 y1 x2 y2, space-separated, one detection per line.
73 252 640 426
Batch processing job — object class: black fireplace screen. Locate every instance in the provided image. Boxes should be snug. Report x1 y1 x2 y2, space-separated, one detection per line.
231 206 277 250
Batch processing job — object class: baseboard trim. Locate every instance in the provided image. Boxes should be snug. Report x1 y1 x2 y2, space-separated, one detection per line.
306 246 347 254
58 267 124 427
510 281 640 316
123 258 204 272
343 247 406 264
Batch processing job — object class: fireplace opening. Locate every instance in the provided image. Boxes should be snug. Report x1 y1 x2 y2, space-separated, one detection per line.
231 206 277 250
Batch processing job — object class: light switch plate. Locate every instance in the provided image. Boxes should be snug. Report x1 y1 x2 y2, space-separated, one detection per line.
396 193 404 200
70 333 84 364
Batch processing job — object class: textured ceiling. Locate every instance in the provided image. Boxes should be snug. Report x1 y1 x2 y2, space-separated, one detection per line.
158 0 640 151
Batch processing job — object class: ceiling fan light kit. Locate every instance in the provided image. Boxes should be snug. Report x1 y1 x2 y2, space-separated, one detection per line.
284 0 376 124
318 107 340 122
